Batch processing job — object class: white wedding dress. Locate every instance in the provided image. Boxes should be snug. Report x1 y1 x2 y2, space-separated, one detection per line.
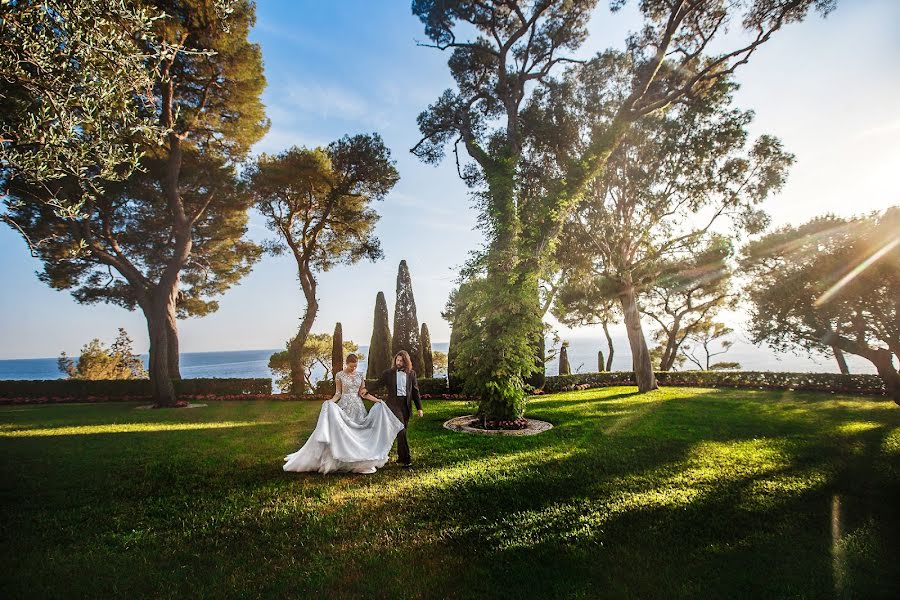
283 369 404 474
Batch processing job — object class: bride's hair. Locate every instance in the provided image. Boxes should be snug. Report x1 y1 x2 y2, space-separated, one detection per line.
394 350 412 372
346 354 358 364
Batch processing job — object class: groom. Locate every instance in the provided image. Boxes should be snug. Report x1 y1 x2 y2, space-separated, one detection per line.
367 350 423 467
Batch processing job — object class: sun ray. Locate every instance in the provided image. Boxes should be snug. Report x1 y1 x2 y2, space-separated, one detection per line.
814 236 900 306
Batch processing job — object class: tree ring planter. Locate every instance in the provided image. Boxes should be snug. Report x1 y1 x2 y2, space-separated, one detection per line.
443 415 553 436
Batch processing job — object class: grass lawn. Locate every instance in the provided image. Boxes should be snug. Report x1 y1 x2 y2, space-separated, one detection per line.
2 386 899 599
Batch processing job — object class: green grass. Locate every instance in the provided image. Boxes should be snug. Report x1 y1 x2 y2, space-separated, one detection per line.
2 387 899 599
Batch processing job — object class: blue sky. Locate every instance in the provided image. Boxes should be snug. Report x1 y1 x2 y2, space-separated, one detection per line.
2 0 899 359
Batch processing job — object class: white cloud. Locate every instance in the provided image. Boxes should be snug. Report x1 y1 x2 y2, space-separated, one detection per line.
282 82 380 124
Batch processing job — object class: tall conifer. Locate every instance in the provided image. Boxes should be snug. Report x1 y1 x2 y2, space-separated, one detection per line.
421 323 434 378
332 323 343 380
367 291 392 378
392 260 424 374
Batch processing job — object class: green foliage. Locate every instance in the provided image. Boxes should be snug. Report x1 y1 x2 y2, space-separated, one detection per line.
3 0 268 406
432 350 448 376
10 148 264 316
367 291 393 379
444 283 469 394
246 136 396 271
331 323 343 380
551 75 793 388
421 322 434 378
245 134 397 392
445 273 541 419
269 332 361 394
0 0 173 236
413 0 827 416
681 321 740 371
0 378 270 400
710 362 741 371
741 207 900 403
524 331 546 390
392 260 425 375
543 371 888 397
643 238 736 371
57 328 147 380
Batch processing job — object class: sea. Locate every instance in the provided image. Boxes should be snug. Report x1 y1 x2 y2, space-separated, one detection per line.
0 336 877 390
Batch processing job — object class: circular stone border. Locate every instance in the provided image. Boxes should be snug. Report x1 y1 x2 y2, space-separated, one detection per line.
134 403 208 410
443 415 553 436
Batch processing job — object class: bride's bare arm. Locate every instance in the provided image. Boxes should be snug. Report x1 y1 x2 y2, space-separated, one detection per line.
359 386 380 402
330 377 342 402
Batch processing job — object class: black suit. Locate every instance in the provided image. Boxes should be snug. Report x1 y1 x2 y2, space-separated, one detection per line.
369 367 421 464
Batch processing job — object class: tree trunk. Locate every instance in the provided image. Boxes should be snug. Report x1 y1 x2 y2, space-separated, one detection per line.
144 298 177 407
475 265 539 420
602 321 614 371
832 345 850 375
619 286 658 392
871 350 900 406
166 299 181 379
289 263 318 394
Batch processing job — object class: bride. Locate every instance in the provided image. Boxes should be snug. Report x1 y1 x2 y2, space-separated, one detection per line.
283 353 404 474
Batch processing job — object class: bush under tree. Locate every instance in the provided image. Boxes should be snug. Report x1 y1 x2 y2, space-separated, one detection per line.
58 328 147 380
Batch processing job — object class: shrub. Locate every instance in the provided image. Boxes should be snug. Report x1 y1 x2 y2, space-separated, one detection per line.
0 378 272 403
542 371 886 396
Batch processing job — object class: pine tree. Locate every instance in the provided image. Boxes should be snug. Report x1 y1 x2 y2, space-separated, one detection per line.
421 322 434 378
559 343 571 376
246 135 396 392
391 260 424 374
367 291 392 378
331 323 343 380
4 0 268 407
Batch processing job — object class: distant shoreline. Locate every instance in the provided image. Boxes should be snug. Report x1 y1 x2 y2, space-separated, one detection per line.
0 338 878 381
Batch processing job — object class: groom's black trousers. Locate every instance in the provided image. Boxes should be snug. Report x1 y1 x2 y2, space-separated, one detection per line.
386 400 411 464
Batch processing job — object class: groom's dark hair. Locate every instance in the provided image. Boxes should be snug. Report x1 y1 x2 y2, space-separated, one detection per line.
394 351 413 373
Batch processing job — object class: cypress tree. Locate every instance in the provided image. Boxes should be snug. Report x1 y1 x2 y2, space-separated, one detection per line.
421 323 434 378
391 260 424 374
598 350 606 372
332 322 343 380
559 343 571 376
367 292 392 378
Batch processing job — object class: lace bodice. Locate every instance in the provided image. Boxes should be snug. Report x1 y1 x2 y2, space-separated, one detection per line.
334 370 366 423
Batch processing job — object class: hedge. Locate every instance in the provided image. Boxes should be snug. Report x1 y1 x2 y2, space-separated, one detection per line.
315 377 449 398
542 371 887 396
0 378 272 403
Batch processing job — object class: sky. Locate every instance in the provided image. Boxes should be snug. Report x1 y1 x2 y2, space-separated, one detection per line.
1 0 898 360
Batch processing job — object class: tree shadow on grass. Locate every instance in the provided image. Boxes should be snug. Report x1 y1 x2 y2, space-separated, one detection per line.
363 425 900 599
3 395 899 599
